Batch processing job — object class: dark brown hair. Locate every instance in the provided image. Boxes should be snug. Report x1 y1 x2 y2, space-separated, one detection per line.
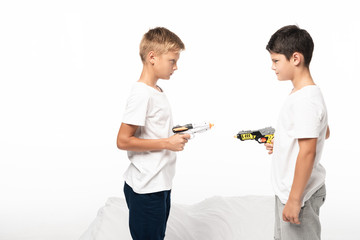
266 25 314 67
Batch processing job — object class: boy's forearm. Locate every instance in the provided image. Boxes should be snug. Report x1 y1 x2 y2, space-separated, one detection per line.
117 136 169 152
289 153 315 202
288 139 317 202
117 123 173 152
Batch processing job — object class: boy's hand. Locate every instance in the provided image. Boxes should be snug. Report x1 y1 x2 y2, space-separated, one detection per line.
264 139 274 154
166 134 190 151
282 199 301 225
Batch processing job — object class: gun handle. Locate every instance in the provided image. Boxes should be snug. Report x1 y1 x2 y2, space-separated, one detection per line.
267 135 274 144
178 132 194 139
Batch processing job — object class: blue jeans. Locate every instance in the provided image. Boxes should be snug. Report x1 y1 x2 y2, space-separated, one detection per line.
123 182 171 240
274 184 326 240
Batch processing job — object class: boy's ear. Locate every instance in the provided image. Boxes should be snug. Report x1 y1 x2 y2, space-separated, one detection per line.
148 51 156 65
292 52 302 66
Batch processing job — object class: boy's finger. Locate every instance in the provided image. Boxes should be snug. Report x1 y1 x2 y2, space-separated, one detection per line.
182 134 191 139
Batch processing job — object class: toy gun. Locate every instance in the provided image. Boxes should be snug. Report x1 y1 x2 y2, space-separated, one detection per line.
235 127 275 144
172 122 214 138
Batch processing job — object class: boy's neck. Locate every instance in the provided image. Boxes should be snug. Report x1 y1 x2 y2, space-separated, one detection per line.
138 64 159 90
291 67 315 93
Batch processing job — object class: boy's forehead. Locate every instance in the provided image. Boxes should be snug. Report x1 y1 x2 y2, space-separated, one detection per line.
270 52 285 59
164 50 180 58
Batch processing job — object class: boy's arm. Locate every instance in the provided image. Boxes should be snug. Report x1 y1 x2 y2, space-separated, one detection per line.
283 138 317 225
326 126 330 139
117 123 190 152
264 126 329 155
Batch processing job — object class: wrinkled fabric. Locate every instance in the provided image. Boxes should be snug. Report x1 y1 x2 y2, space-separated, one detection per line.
80 195 274 240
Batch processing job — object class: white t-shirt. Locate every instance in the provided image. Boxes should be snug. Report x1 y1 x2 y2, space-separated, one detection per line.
271 85 328 206
122 82 176 194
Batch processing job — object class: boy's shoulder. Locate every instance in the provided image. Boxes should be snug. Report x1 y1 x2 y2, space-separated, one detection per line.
132 81 146 89
287 86 326 113
126 82 152 104
291 85 321 98
130 82 151 94
127 82 166 105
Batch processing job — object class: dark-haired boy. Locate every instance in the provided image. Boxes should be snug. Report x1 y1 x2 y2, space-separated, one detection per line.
265 25 330 240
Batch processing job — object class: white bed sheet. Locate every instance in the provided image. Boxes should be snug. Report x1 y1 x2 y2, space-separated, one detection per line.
80 195 274 240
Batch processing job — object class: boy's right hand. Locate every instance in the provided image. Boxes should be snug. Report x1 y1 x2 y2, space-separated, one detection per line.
166 134 190 151
264 139 274 154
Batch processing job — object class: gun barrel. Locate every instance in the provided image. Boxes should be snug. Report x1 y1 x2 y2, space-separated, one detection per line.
235 127 275 144
172 122 214 134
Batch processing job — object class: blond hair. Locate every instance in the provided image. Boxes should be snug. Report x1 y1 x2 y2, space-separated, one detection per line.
139 27 185 62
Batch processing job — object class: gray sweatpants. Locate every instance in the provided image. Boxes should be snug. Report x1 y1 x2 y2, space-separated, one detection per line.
274 184 326 240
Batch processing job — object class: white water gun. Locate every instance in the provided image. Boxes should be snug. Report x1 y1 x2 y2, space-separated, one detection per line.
172 122 214 138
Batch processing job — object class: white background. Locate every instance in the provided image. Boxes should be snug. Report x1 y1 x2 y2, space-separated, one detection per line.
1 0 359 239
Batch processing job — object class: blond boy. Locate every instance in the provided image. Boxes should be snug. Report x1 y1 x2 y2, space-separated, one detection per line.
117 27 190 240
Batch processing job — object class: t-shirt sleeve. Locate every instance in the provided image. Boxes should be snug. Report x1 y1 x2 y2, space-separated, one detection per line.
122 85 150 126
292 98 322 139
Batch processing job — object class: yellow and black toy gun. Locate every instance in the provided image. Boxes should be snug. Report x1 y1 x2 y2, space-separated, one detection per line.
235 127 275 144
172 122 214 138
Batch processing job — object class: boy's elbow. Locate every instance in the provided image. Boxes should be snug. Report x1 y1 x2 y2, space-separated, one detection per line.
304 150 316 165
117 141 123 150
304 146 316 159
117 138 128 150
309 151 316 162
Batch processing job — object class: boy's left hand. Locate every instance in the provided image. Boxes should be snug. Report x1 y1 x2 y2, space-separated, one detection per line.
264 139 274 154
282 199 301 225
